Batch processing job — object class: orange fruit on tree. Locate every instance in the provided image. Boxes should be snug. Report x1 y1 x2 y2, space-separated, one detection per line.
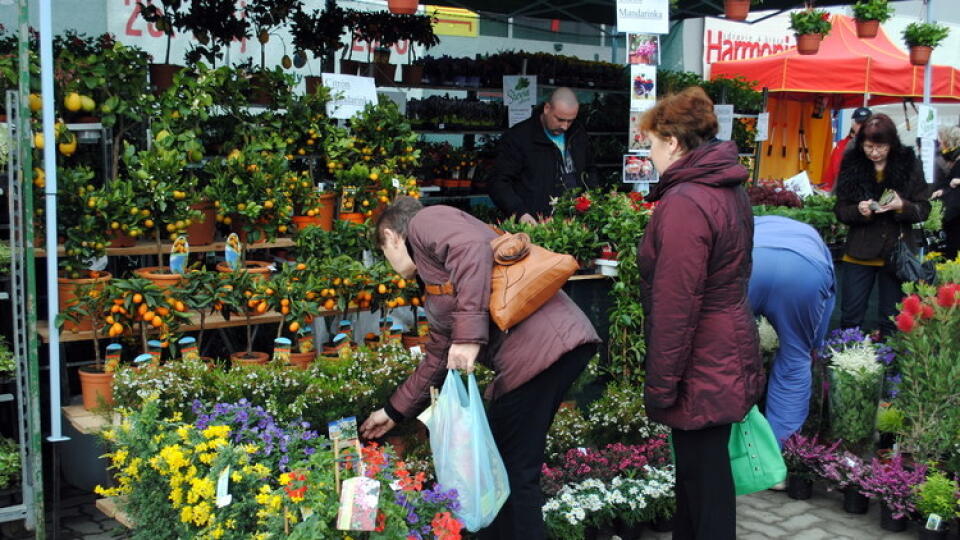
133 293 143 304
323 299 336 310
151 317 163 328
288 321 300 333
256 301 268 313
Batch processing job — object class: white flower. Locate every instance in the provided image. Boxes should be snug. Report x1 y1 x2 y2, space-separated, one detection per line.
757 316 779 353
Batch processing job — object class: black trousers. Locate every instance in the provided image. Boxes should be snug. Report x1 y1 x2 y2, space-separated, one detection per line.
477 343 596 540
839 261 902 337
944 217 960 261
672 424 736 540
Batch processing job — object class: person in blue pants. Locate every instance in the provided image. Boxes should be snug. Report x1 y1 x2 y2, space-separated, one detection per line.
749 216 836 446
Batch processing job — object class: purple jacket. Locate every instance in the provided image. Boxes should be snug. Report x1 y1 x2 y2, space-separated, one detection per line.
387 205 600 419
638 140 764 430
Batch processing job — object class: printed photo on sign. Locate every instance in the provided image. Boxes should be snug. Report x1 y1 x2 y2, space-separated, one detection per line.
623 154 657 184
628 34 660 65
629 110 651 151
630 65 657 110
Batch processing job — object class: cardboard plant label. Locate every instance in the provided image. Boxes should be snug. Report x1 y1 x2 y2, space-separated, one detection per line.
328 417 359 442
216 466 232 508
170 236 189 275
225 233 242 271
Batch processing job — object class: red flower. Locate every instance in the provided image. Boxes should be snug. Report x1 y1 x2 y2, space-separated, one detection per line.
936 284 958 308
627 191 644 203
920 304 935 320
894 311 915 333
431 512 463 539
821 12 830 20
902 294 922 316
574 196 591 213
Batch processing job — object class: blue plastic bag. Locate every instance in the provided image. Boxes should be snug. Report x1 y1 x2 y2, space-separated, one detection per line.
423 370 510 531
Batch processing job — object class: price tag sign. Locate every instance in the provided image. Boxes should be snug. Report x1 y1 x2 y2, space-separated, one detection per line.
714 105 735 141
216 466 232 508
323 73 377 120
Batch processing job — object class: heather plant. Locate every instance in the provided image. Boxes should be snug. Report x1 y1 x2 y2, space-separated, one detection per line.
819 451 870 493
782 433 842 481
859 454 927 519
541 435 672 497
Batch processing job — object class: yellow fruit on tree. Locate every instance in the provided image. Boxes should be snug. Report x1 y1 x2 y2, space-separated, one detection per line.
64 92 82 112
28 93 42 112
58 137 78 157
80 95 95 113
33 132 44 149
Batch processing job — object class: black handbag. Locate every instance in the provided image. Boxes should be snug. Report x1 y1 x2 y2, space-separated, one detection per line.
888 228 936 283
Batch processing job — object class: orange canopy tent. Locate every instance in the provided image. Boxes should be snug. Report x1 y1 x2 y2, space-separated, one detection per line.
710 14 960 107
709 15 960 183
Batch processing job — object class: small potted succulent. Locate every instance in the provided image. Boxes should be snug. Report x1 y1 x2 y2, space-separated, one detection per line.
851 0 893 39
902 21 950 66
788 9 833 55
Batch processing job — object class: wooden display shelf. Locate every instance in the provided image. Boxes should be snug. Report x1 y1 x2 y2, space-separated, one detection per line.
34 237 295 257
62 404 117 435
96 497 135 529
39 310 288 343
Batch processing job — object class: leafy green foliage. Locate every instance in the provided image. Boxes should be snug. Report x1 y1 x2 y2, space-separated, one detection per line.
0 437 19 489
914 470 960 519
852 0 894 22
902 21 951 48
789 9 833 36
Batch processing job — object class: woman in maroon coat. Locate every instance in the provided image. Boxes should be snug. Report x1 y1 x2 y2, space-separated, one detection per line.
360 196 600 538
638 87 763 540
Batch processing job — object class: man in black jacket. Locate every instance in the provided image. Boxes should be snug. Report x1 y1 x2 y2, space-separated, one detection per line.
489 88 597 223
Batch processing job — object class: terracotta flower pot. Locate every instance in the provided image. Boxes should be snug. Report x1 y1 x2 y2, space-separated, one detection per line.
910 45 933 66
315 192 336 231
855 19 880 39
374 63 397 86
372 49 392 65
215 260 272 280
723 0 750 21
304 75 322 95
340 59 361 75
58 271 112 332
401 334 428 349
149 63 184 93
108 228 137 248
795 33 823 55
230 351 269 366
402 64 424 86
185 200 217 246
79 368 114 410
338 212 365 224
133 266 184 290
288 351 316 370
388 0 418 14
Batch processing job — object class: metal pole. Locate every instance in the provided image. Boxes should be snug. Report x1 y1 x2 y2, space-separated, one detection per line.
17 0 45 536
922 0 932 107
39 0 67 444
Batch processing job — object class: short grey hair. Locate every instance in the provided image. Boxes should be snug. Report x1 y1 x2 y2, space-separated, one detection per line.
548 87 579 108
939 126 960 150
374 196 423 246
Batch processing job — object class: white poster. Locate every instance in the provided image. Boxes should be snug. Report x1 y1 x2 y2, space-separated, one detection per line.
508 107 533 128
784 171 815 198
714 105 735 141
917 105 938 141
630 65 657 110
702 10 796 75
616 0 670 35
755 112 770 142
623 153 658 184
323 73 377 120
503 75 538 109
920 138 936 184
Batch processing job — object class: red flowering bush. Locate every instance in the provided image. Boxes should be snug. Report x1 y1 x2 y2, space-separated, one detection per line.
747 185 803 208
574 195 592 213
886 282 960 469
540 436 671 496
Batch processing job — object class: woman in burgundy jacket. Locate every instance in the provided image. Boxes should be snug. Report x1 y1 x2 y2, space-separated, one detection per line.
360 196 600 538
637 87 763 540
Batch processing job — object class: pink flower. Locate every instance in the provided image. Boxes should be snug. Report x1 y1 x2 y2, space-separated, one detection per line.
901 294 922 316
894 312 915 333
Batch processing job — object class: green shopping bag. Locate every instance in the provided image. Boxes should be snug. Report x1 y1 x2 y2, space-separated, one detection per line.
728 405 786 496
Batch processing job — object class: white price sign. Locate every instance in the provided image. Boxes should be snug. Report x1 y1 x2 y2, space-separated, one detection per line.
323 73 378 120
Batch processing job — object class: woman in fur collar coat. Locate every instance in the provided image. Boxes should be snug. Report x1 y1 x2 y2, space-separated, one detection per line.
834 113 930 336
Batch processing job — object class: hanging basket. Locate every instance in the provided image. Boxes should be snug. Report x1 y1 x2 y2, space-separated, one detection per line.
909 45 933 66
855 19 880 39
723 0 750 21
795 33 823 55
388 0 418 14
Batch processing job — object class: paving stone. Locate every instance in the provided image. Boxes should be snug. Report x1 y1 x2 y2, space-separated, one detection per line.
739 519 789 537
792 528 839 540
738 504 783 524
61 518 104 535
779 513 823 532
777 499 817 517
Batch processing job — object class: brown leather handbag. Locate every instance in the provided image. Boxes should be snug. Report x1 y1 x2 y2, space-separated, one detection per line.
488 232 578 331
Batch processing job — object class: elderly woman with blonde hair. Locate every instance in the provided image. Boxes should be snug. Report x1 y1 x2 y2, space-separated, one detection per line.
932 125 960 259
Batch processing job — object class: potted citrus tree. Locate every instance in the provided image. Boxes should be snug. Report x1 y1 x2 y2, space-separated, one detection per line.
399 12 440 85
178 0 249 67
219 268 270 366
108 276 190 358
121 130 203 288
789 8 832 55
135 0 189 90
57 166 111 333
56 282 115 410
851 0 893 39
289 0 348 76
262 263 321 369
902 21 950 66
172 266 224 356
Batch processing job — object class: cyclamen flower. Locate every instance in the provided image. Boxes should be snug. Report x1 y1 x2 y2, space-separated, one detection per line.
574 196 591 212
894 311 915 333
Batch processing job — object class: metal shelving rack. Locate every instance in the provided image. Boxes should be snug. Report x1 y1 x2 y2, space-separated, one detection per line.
1 92 43 532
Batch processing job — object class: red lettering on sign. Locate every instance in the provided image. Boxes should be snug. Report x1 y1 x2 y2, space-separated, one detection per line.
126 1 143 37
705 30 723 65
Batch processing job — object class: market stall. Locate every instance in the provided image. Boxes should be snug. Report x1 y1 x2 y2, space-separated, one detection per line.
710 14 960 183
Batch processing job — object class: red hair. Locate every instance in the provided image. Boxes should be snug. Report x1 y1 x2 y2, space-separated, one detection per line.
639 86 718 152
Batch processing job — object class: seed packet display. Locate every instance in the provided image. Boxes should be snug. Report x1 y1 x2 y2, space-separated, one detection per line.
336 476 380 531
